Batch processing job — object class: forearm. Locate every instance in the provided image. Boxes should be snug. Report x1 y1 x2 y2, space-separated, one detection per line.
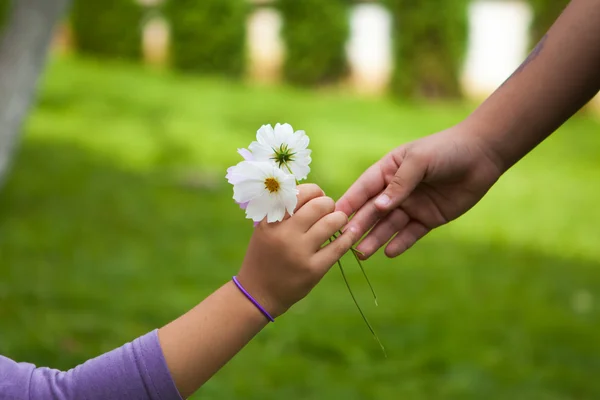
158 281 268 399
465 0 600 171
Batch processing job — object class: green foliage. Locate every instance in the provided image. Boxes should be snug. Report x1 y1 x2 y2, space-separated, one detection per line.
528 0 570 46
70 0 143 60
386 0 469 99
165 0 247 77
3 57 600 399
0 0 10 31
278 0 349 86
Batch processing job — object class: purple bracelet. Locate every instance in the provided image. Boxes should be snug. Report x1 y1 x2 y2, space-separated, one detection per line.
232 276 275 322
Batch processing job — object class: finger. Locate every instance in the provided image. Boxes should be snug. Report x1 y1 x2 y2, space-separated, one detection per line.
335 161 385 217
384 221 429 258
342 194 384 241
295 183 325 211
312 227 358 272
307 211 349 250
292 196 336 232
373 155 425 213
263 184 323 226
356 208 410 259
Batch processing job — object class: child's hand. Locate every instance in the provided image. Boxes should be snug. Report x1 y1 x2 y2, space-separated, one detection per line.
237 184 357 318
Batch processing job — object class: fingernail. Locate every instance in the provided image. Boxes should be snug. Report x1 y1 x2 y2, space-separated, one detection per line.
356 246 369 260
353 248 365 257
375 194 390 208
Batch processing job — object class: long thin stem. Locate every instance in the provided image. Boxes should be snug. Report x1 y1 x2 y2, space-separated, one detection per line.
283 162 383 353
329 237 386 356
340 230 378 306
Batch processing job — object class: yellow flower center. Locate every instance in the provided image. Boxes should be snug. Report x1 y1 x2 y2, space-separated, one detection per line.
264 177 280 193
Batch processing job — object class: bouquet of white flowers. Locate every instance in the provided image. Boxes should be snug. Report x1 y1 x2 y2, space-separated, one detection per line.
226 123 385 355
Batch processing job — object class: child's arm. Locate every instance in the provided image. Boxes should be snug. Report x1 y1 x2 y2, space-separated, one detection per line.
0 184 356 400
0 331 177 400
159 183 356 397
157 282 269 398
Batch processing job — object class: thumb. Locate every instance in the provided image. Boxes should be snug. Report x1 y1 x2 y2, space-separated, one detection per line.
374 155 425 212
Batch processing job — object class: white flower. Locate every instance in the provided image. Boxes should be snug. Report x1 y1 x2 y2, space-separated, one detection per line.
226 148 254 212
228 160 298 223
248 123 312 181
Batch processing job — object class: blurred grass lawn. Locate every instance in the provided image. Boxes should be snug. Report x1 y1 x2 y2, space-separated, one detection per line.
1 56 600 399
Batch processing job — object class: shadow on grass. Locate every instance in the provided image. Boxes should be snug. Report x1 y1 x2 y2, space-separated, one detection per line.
1 139 600 399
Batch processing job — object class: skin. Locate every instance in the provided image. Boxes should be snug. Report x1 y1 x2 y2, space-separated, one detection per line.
158 184 357 399
336 0 600 259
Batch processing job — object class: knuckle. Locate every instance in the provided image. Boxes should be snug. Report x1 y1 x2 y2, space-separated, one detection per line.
332 211 348 229
390 173 407 189
299 183 324 197
307 257 325 276
334 237 351 257
389 209 409 230
346 227 358 244
408 149 428 166
387 239 410 257
398 239 410 253
320 212 345 235
290 247 305 263
321 197 335 213
306 256 320 270
308 263 324 279
310 196 334 214
263 226 285 245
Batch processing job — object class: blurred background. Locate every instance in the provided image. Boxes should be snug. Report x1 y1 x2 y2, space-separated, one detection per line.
1 0 600 398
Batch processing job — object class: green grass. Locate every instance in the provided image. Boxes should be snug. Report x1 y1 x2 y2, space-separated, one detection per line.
1 56 600 399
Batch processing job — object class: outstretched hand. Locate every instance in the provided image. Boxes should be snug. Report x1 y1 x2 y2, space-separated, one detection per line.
336 125 504 259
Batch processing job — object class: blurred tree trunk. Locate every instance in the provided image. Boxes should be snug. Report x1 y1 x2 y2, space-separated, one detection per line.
0 0 70 188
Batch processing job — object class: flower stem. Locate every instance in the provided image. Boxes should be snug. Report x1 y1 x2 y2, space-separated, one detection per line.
338 229 377 304
282 163 299 185
339 230 378 306
330 237 386 357
290 169 383 353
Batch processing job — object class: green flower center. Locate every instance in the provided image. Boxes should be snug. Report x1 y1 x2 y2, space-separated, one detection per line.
271 144 296 170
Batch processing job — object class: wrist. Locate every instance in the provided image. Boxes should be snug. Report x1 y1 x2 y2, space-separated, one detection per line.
233 273 288 320
459 114 513 175
226 280 275 325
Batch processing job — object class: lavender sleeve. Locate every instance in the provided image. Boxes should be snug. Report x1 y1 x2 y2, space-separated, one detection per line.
0 329 183 400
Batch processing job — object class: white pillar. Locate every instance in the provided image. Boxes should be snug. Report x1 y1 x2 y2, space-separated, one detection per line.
142 14 169 68
247 7 284 84
346 3 393 95
462 0 533 99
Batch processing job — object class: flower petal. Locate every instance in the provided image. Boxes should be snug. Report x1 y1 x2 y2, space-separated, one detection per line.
230 161 270 203
280 186 299 216
237 148 253 161
249 160 279 177
245 193 271 222
226 166 246 185
273 169 299 216
267 195 286 223
233 179 264 203
248 141 274 161
291 165 310 181
228 159 298 224
230 160 270 180
275 123 294 138
291 130 309 149
256 124 277 147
